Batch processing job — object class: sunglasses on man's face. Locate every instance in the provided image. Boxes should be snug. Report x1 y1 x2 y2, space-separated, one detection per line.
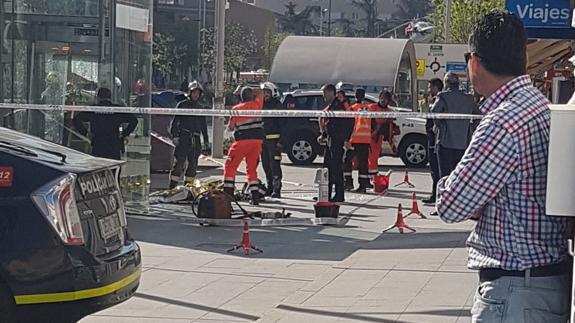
464 52 472 64
465 52 481 64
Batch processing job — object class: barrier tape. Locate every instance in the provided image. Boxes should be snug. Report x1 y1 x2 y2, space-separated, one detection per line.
0 103 484 120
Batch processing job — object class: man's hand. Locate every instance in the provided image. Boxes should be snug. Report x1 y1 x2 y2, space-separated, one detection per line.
470 206 485 221
172 137 180 146
227 124 235 132
344 141 353 150
317 134 327 146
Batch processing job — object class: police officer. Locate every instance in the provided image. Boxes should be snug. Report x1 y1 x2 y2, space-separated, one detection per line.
169 81 210 188
260 81 284 198
73 87 138 160
344 88 371 193
319 84 354 203
224 87 265 205
422 78 443 204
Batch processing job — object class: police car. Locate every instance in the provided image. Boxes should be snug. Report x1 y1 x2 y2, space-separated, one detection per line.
0 127 141 322
281 90 428 167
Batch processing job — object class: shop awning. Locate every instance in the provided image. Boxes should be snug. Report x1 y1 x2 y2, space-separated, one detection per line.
528 39 573 76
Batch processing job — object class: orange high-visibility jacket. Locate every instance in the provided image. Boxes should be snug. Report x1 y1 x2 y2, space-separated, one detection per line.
349 102 371 144
229 96 265 141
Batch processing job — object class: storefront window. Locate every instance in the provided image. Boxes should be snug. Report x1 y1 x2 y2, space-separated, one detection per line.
1 0 153 210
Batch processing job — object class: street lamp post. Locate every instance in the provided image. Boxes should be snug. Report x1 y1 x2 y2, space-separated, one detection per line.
211 0 225 158
445 0 451 42
327 0 332 37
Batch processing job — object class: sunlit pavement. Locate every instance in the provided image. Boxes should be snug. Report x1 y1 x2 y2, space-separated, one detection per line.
81 157 475 323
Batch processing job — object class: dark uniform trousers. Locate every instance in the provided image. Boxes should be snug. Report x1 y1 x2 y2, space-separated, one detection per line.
172 133 201 184
324 138 345 200
343 144 370 187
437 145 465 179
261 138 283 187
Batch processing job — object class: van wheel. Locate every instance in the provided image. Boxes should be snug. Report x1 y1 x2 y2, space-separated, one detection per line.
399 135 428 168
286 133 318 165
0 281 17 323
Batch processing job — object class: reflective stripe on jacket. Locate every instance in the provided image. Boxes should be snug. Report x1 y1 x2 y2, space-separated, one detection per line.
229 96 265 141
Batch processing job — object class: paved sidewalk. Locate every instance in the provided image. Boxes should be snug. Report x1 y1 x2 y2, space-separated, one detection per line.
81 158 476 323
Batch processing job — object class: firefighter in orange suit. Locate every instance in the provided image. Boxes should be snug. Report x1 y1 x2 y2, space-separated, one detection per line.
343 88 371 193
223 87 265 205
368 91 396 178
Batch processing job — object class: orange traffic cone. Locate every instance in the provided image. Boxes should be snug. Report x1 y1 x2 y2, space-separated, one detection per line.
382 204 416 234
394 169 415 188
227 220 263 255
404 192 426 219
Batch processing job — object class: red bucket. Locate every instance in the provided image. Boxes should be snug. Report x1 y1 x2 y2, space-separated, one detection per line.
373 174 389 194
314 202 340 218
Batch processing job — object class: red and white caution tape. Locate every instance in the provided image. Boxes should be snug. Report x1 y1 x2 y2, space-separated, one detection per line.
0 103 484 120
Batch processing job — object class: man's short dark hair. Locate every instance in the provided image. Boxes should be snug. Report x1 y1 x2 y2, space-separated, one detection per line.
96 87 112 100
469 10 527 77
321 84 336 94
429 78 444 92
240 87 253 102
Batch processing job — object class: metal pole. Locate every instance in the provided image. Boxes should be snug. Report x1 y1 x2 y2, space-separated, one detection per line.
211 0 225 158
327 0 332 37
445 0 451 43
196 0 202 79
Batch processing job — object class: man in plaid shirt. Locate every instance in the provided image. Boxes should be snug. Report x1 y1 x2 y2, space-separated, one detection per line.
436 11 571 322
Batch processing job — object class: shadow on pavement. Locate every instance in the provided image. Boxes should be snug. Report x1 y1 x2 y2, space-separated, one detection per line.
351 309 471 317
135 292 260 321
128 214 469 261
275 304 411 323
367 230 469 250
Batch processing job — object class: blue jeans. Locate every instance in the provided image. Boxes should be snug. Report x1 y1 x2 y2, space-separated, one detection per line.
471 272 570 323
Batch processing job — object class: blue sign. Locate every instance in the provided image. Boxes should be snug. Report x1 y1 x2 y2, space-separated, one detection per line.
446 62 467 72
506 0 571 28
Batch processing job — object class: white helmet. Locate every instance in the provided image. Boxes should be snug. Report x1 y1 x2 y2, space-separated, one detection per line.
260 81 280 98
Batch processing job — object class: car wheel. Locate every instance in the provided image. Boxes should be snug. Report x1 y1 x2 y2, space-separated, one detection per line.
287 133 318 165
399 135 428 168
0 281 17 323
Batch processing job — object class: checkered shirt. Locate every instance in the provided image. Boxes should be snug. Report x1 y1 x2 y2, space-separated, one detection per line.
436 75 570 271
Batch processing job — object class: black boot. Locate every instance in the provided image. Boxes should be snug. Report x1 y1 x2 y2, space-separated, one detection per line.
353 185 367 194
223 186 235 199
344 178 354 191
271 178 282 198
265 181 273 197
250 190 261 206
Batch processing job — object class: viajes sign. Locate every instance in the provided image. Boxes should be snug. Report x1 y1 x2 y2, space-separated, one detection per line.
507 0 571 27
506 0 575 39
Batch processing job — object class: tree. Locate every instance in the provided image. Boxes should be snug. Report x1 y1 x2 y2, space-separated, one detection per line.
201 22 258 83
153 33 190 81
333 18 359 37
394 0 432 20
277 2 321 36
263 30 291 70
431 0 504 43
352 0 379 37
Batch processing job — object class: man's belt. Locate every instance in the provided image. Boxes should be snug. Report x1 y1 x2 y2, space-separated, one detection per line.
479 262 569 282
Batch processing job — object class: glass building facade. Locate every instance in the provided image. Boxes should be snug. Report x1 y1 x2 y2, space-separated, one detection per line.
1 0 153 209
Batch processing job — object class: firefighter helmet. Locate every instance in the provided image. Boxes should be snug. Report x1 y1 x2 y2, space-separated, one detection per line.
335 81 354 93
260 81 280 98
188 80 204 93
